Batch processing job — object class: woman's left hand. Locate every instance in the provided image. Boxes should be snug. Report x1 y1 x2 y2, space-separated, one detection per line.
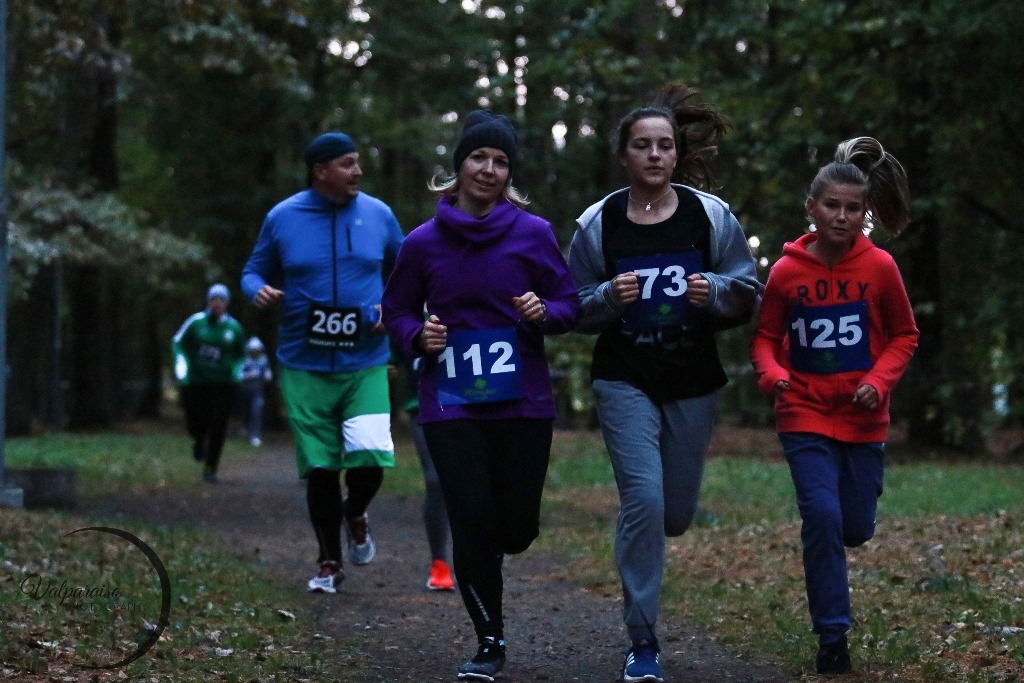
685 274 710 307
513 292 547 324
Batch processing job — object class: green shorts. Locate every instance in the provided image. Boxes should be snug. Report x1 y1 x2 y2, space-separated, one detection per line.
279 365 395 478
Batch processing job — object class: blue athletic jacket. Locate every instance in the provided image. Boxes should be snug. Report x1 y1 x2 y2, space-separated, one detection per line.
241 188 404 373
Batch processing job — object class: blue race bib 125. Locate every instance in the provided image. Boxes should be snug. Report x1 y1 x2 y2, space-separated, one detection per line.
788 301 871 374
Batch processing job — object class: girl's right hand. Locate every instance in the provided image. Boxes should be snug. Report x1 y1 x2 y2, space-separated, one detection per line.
853 383 879 409
611 272 640 305
773 380 790 395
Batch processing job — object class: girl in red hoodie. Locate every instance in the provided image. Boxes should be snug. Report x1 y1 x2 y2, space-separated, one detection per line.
750 137 918 675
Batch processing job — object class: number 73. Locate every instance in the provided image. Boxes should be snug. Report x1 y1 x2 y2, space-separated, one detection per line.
634 265 688 299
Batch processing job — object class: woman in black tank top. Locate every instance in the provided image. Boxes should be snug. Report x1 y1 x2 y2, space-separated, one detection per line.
567 83 761 683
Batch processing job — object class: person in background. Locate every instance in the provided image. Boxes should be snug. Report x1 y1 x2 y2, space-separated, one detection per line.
241 336 273 447
392 349 455 592
172 283 247 484
382 110 579 681
751 137 918 675
568 84 761 683
241 131 404 594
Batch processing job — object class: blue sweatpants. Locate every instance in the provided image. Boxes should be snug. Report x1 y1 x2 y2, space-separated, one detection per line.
593 379 717 644
780 432 884 645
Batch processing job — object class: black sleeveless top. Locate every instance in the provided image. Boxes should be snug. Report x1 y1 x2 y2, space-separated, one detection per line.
591 188 727 401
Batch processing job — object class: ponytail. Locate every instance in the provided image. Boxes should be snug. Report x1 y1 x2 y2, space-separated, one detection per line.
835 137 910 235
654 84 730 190
615 83 730 191
809 137 911 235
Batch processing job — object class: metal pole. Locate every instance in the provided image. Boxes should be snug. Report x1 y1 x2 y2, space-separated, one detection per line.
0 0 25 508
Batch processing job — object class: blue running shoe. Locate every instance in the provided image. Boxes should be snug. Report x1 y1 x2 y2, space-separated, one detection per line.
623 638 664 682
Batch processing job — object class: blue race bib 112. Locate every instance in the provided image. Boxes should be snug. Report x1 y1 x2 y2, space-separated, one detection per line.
435 328 524 406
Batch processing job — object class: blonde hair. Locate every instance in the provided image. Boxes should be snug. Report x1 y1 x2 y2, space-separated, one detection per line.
427 172 530 208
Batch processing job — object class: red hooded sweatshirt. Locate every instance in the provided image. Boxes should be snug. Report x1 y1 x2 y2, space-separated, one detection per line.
751 232 919 443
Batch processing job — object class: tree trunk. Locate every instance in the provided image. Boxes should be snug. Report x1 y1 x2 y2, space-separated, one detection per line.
133 313 164 419
892 11 985 453
66 266 118 428
59 6 125 428
5 266 62 434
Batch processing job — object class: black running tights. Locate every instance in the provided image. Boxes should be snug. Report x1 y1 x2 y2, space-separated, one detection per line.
422 418 553 640
306 466 384 563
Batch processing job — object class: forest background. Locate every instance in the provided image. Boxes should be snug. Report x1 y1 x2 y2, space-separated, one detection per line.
4 0 1022 455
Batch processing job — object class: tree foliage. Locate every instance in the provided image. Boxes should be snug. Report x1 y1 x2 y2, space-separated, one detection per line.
4 0 1022 449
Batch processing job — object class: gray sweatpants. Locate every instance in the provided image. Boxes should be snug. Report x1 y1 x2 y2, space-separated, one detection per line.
593 379 718 643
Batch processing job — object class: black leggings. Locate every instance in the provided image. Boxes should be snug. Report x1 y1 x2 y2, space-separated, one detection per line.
181 382 235 473
307 467 384 564
423 418 553 640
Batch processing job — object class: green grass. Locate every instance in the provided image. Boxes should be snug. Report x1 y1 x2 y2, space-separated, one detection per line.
534 429 1024 682
881 464 1024 516
1 426 326 681
3 423 1024 682
0 509 327 681
3 429 250 495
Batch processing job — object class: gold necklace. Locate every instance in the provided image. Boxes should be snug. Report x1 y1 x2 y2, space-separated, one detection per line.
628 186 674 212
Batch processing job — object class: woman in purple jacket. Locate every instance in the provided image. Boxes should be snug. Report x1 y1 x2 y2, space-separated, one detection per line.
382 110 578 681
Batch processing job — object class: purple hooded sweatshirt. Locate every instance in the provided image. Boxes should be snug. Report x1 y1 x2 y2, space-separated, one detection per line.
382 195 579 423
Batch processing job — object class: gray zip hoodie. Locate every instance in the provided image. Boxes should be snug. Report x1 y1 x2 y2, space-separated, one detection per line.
568 184 761 335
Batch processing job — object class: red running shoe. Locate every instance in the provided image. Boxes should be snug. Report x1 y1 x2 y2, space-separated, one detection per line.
426 559 455 591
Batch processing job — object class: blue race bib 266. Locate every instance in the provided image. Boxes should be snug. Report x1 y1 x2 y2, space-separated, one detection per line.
306 303 380 349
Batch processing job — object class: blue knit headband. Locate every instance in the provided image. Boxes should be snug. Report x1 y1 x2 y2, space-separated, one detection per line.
304 132 357 167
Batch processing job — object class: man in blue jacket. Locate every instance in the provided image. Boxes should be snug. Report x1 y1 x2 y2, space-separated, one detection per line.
241 132 404 593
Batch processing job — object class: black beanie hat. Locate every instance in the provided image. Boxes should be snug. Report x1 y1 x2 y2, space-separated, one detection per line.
304 132 357 167
452 110 519 173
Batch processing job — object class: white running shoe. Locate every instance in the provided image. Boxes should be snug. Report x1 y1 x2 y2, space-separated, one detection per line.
344 513 376 566
307 561 344 593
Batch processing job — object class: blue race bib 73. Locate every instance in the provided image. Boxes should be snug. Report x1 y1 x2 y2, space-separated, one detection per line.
616 251 702 329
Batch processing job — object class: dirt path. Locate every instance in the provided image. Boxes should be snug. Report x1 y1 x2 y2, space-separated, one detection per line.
81 437 794 683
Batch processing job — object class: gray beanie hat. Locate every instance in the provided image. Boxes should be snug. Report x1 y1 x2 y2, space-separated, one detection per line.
207 283 230 302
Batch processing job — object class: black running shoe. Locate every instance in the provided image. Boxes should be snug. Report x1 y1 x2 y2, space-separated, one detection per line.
457 636 506 681
816 637 852 675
